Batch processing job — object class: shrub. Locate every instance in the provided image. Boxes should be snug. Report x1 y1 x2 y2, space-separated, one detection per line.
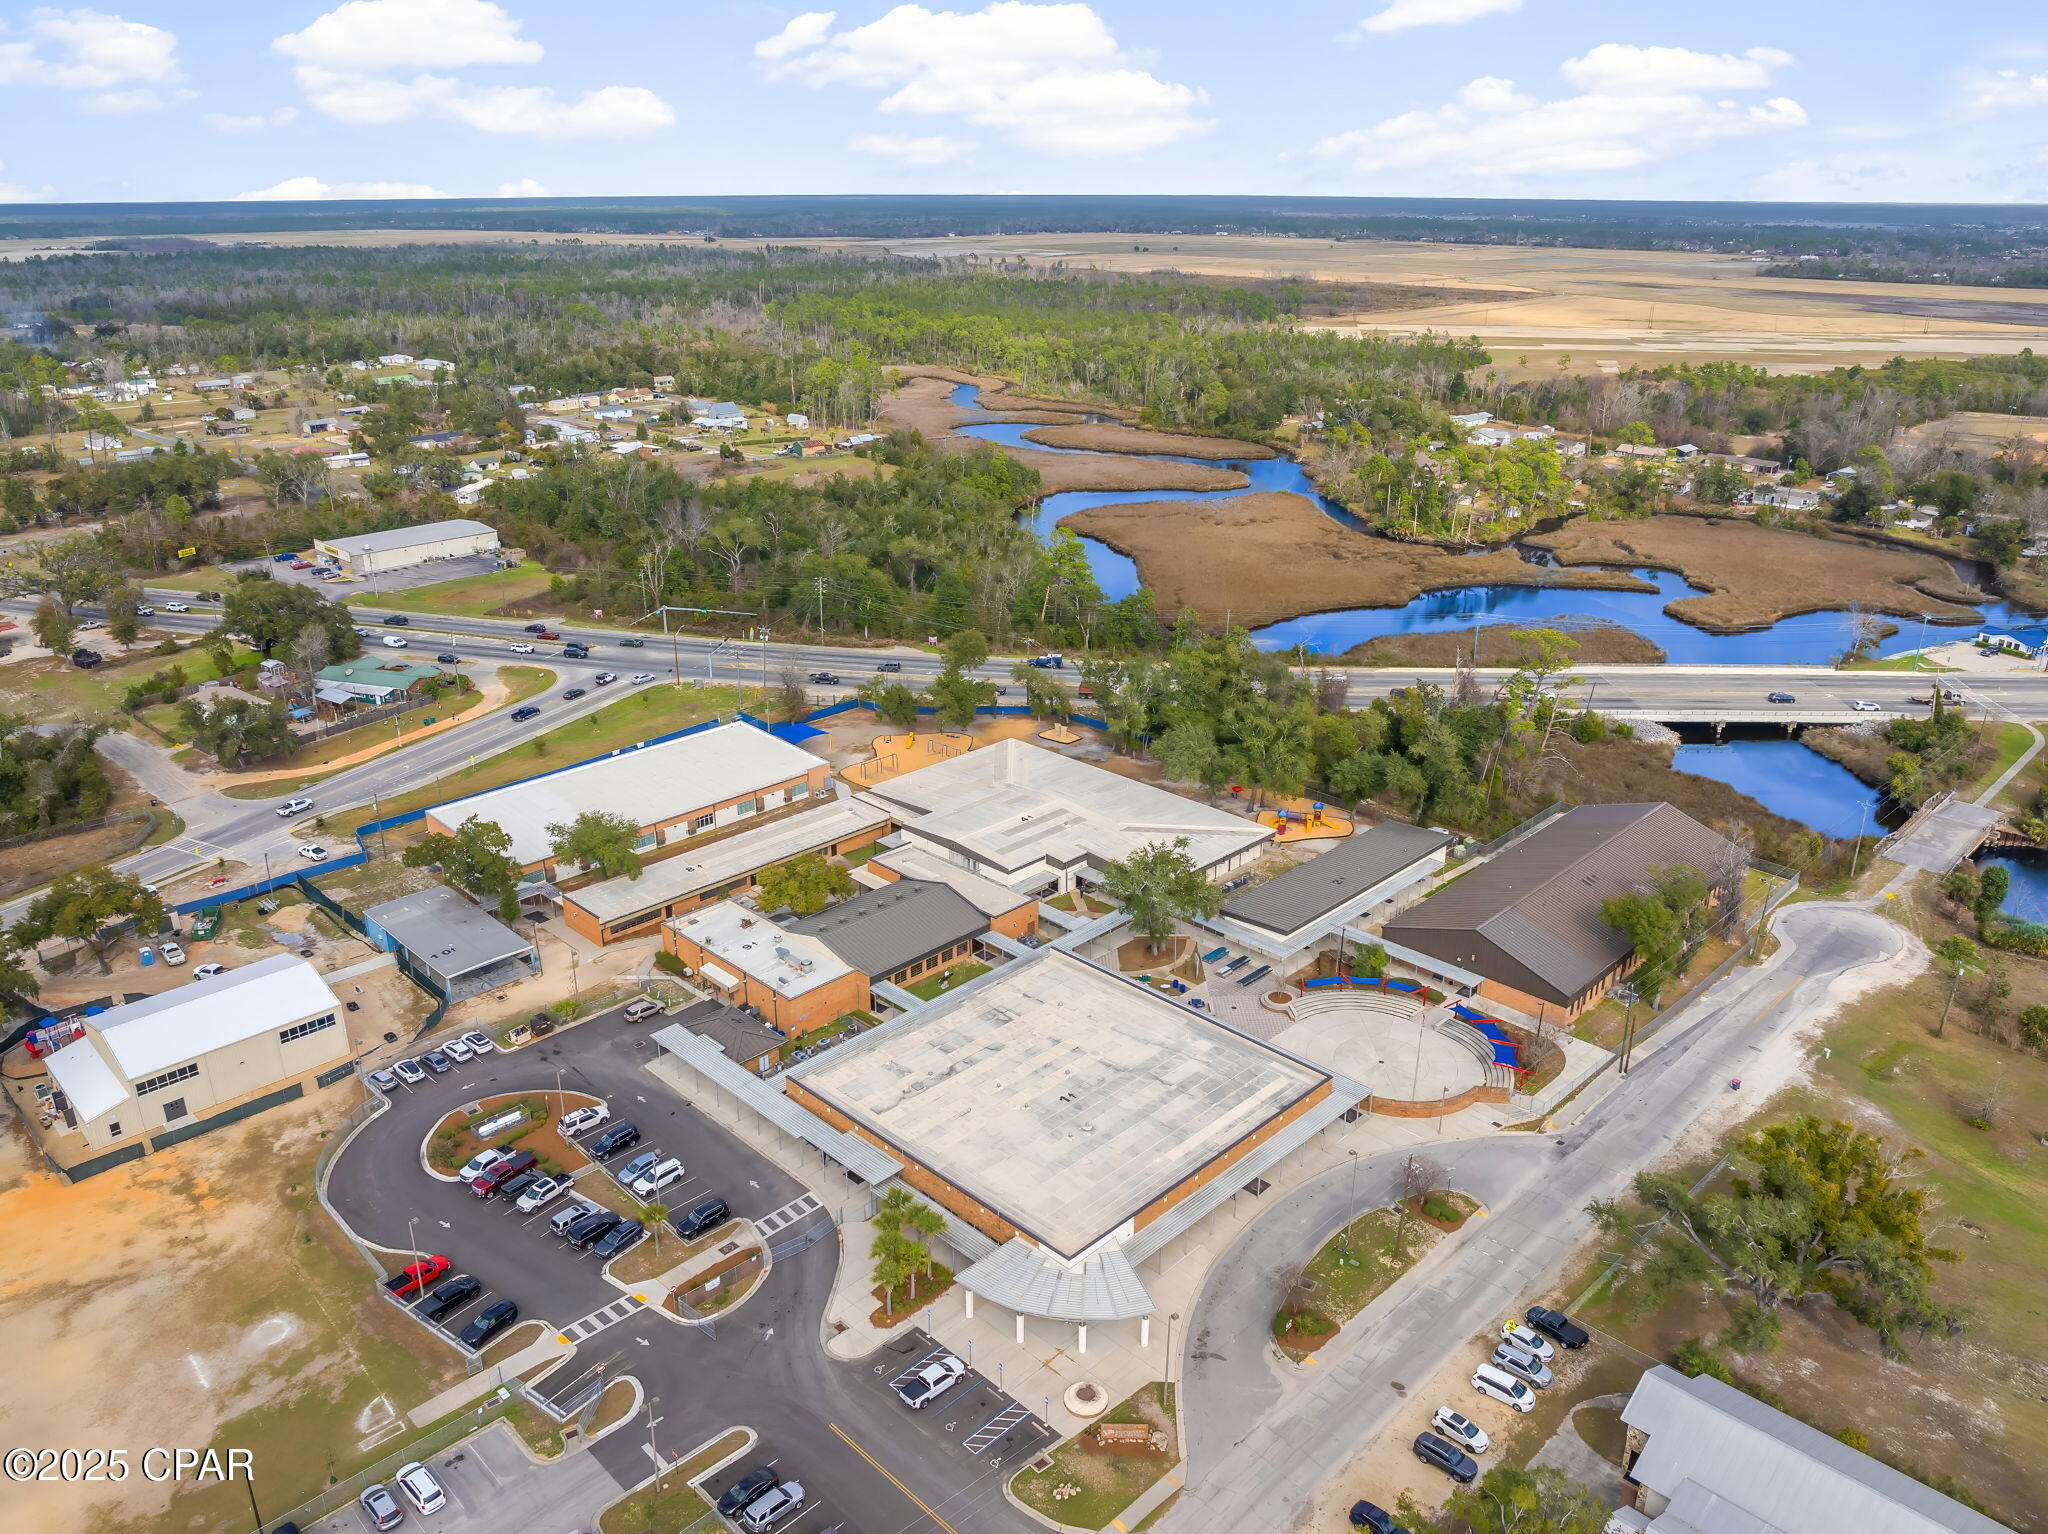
654 949 688 976
1837 1427 1871 1452
1421 1193 1460 1222
1672 1336 1732 1383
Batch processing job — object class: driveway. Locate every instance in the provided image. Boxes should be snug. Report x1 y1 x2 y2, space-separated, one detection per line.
308 1420 624 1534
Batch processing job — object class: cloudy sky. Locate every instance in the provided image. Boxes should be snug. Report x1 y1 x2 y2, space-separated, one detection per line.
0 0 2042 205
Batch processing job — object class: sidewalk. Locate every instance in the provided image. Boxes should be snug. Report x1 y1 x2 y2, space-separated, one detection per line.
407 1334 575 1426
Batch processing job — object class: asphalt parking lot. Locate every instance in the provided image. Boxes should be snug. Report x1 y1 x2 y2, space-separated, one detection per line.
857 1330 1058 1475
701 1433 845 1534
227 550 512 597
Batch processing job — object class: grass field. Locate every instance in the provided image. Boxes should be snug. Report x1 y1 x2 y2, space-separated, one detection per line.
347 561 554 617
368 681 742 821
0 637 263 721
1010 1383 1178 1530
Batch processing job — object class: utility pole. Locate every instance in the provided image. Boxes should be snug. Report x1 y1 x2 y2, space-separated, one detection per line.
757 628 771 714
1392 1154 1416 1262
812 574 827 635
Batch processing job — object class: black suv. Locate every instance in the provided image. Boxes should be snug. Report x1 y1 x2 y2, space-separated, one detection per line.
383 614 410 626
459 1299 519 1348
587 1121 640 1158
673 1197 731 1240
566 1211 622 1250
592 1219 644 1260
1349 1504 1406 1534
718 1468 780 1518
69 648 104 669
417 1274 482 1324
510 705 541 722
1411 1432 1477 1484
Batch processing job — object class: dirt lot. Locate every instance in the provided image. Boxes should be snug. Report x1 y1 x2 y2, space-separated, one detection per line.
0 1094 464 1534
1021 423 1275 460
1061 491 1653 624
1343 621 1666 667
1525 515 1986 631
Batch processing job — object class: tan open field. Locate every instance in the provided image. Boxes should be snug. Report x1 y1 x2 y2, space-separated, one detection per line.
763 233 2048 377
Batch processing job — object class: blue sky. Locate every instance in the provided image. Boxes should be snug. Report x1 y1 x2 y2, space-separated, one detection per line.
0 0 2044 205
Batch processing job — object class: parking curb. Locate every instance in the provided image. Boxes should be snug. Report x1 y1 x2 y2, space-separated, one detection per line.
594 1423 758 1523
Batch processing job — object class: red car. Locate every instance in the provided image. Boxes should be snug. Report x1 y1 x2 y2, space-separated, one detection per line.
471 1150 538 1198
381 1255 450 1297
534 629 560 641
290 560 313 570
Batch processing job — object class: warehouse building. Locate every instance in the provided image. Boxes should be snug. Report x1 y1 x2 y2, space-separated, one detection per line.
427 720 830 879
313 518 501 575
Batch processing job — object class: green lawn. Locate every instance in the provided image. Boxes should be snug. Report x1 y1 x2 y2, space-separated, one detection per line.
788 1010 877 1050
1970 721 2037 797
1837 654 1960 673
347 561 554 618
369 682 742 821
0 639 263 721
144 567 235 595
1010 1383 1178 1530
905 960 990 1001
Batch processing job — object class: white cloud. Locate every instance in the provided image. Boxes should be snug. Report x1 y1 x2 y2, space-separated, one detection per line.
497 177 550 196
274 2 673 138
232 175 448 201
1313 42 1804 180
0 161 55 202
757 3 1207 157
852 130 974 163
204 107 299 132
1964 69 2048 112
0 8 182 109
1351 0 1521 36
273 0 541 70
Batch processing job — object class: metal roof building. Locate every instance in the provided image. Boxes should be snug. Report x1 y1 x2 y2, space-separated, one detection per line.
362 885 537 1001
313 518 500 574
788 879 987 979
1383 803 1742 1016
1616 1365 2009 1534
1213 821 1453 960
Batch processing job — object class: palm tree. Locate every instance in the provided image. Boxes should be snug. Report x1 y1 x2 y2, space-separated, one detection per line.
634 1200 670 1261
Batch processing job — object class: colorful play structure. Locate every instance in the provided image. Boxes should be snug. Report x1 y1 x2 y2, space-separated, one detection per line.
1450 1003 1532 1076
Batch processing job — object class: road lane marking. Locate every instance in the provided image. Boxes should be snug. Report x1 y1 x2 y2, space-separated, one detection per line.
829 1424 961 1534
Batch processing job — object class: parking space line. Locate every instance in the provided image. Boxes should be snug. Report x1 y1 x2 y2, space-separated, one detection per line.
828 1424 960 1534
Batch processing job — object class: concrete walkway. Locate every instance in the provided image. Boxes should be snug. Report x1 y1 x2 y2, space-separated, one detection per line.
1528 1393 1632 1510
407 1334 575 1426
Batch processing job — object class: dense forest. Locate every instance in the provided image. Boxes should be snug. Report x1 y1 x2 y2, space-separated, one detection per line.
1763 254 2048 289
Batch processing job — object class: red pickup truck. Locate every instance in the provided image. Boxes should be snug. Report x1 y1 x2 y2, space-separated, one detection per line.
381 1255 450 1298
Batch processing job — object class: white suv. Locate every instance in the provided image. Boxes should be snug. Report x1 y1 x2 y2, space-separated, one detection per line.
629 1157 687 1198
559 1102 611 1136
738 1481 805 1531
275 797 315 817
395 1461 445 1514
1470 1363 1534 1412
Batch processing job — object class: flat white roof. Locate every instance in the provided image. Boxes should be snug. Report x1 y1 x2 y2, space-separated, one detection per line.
866 844 1034 919
859 740 1270 880
797 950 1327 1257
567 798 890 926
434 721 825 867
318 519 498 557
669 901 852 999
90 955 341 1080
46 1035 129 1122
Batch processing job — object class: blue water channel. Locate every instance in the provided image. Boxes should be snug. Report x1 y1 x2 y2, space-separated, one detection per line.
1978 851 2048 923
949 383 2038 662
1670 736 1891 839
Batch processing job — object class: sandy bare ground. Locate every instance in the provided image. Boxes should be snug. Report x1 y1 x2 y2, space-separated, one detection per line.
1524 515 1985 631
1021 423 1275 460
1061 492 1653 626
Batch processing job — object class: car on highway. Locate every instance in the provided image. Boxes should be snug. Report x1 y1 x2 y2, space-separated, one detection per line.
436 651 459 663
738 1480 805 1531
718 1469 781 1518
1469 1363 1534 1412
620 636 646 647
630 672 655 684
458 1299 519 1349
353 627 369 637
592 1219 644 1260
422 1050 452 1074
894 1353 967 1408
629 1157 686 1198
1766 691 1795 703
1524 1305 1590 1349
673 1196 731 1240
358 1481 405 1530
524 622 549 633
163 600 190 612
368 1068 400 1093
561 686 586 700
395 1461 446 1515
561 643 589 659
158 940 186 966
877 660 902 672
1431 1407 1488 1454
535 629 560 641
296 844 329 861
558 1102 611 1136
383 614 410 626
587 1122 641 1158
1850 699 1882 712
459 1147 515 1184
136 603 156 616
392 1058 426 1085
275 797 315 817
515 1175 568 1213
1349 1503 1405 1534
381 1256 449 1298
510 642 536 654
460 1030 494 1055
1498 1318 1555 1361
417 1273 482 1324
567 1210 623 1250
1412 1431 1477 1484
382 635 410 648
808 671 841 685
192 963 228 979
443 1037 473 1063
1490 1341 1553 1389
510 705 540 721
594 671 617 685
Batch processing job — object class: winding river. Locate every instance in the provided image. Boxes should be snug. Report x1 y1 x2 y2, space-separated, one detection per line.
950 383 2037 664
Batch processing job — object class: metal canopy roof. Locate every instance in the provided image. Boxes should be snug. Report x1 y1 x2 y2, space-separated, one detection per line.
955 1239 1154 1322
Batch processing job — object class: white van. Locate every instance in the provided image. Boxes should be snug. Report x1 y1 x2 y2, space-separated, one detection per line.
1470 1363 1535 1412
622 997 663 1023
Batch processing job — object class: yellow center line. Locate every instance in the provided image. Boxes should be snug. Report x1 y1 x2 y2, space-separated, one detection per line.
829 1423 961 1534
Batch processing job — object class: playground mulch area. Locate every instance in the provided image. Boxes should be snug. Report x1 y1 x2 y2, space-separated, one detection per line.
1256 795 1353 842
838 730 975 786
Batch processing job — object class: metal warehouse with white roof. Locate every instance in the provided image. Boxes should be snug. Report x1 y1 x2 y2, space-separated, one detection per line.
312 517 501 574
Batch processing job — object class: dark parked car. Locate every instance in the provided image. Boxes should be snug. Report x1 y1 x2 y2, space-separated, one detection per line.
1524 1305 1590 1349
421 1050 451 1073
718 1467 781 1518
496 1170 542 1205
587 1122 641 1158
673 1196 731 1240
1411 1432 1478 1484
526 1012 556 1037
592 1219 644 1260
458 1299 519 1348
567 1211 623 1250
1349 1503 1406 1534
510 705 541 722
417 1274 482 1324
383 614 410 626
69 648 104 669
436 651 459 663
561 686 586 700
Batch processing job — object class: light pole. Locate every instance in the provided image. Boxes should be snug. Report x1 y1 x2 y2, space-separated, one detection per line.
1164 1310 1180 1413
408 1215 421 1263
1343 1150 1359 1253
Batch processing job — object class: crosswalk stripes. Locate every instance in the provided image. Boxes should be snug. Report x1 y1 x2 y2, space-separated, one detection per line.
556 1294 644 1344
753 1192 822 1238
